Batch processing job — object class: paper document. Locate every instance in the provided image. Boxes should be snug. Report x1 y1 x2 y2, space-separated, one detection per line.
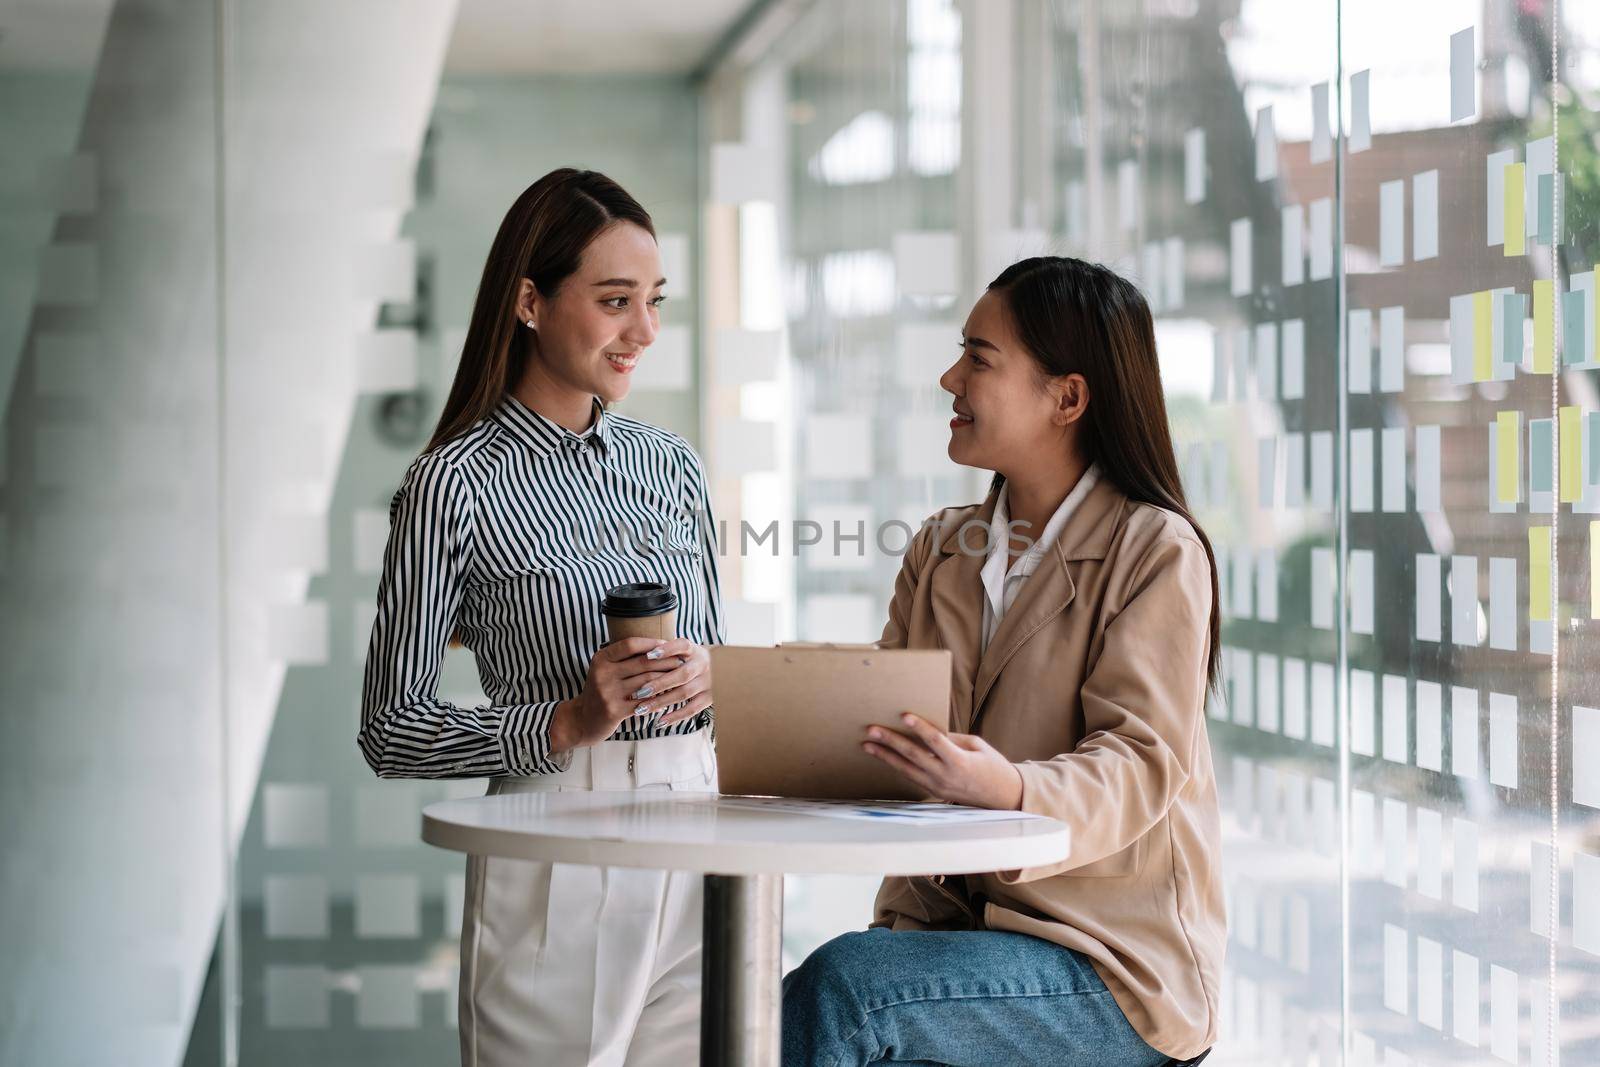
717 796 1045 824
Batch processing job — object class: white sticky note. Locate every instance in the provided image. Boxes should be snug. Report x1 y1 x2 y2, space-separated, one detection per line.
1311 431 1333 512
1312 663 1335 747
1451 27 1476 122
1449 291 1475 383
1487 148 1515 246
1233 546 1255 620
1418 936 1443 1031
714 327 781 386
1575 705 1600 809
1379 180 1405 266
1416 553 1442 641
1489 557 1517 651
355 331 419 394
1258 437 1278 509
1284 433 1305 509
1351 548 1374 635
1281 319 1305 399
357 965 419 1029
355 874 420 938
1379 305 1405 393
1574 851 1600 954
804 415 873 478
1417 680 1443 770
1531 842 1555 936
1454 950 1480 1045
633 324 691 390
895 416 960 477
1310 81 1332 164
711 142 771 204
1231 218 1252 297
1313 775 1336 850
1348 309 1373 393
1417 806 1443 899
1416 425 1442 511
893 231 960 296
714 419 776 475
1282 205 1305 287
1451 555 1480 646
1164 236 1185 309
1255 322 1278 400
1185 128 1206 204
1454 817 1480 910
1144 243 1165 312
657 233 690 298
801 594 875 643
267 603 329 666
1381 426 1407 512
1283 658 1307 740
1383 673 1408 764
1489 691 1518 788
1490 965 1517 1061
1310 198 1334 280
1256 653 1280 733
1350 70 1371 153
1452 686 1481 779
1352 789 1378 874
266 966 329 1029
1257 548 1279 623
1211 330 1230 402
1118 160 1139 231
1351 429 1374 512
1414 170 1440 260
265 875 329 939
1383 923 1407 1014
1234 327 1251 402
895 321 959 386
1311 547 1335 630
1255 106 1277 181
1382 797 1407 886
1352 669 1376 756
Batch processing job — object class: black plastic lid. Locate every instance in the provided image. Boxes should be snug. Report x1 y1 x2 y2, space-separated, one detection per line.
602 581 678 618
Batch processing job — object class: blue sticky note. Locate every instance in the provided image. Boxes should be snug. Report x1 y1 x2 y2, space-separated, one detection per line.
1530 418 1553 493
1537 173 1554 247
1503 292 1526 368
1589 413 1600 487
1566 290 1588 365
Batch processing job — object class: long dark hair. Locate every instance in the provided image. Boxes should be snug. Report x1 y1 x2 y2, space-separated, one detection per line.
424 168 655 453
987 256 1222 694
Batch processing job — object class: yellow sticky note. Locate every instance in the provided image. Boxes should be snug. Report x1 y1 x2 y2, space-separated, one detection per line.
1534 279 1554 373
1592 521 1600 619
1561 405 1581 503
1496 410 1520 503
1504 163 1526 257
1529 526 1551 621
1474 290 1494 381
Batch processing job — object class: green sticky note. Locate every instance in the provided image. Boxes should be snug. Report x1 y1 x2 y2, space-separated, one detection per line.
1530 418 1553 494
1537 173 1554 246
1567 290 1588 365
1589 412 1600 487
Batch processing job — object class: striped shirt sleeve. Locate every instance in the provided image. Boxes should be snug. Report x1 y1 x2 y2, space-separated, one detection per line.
358 451 567 778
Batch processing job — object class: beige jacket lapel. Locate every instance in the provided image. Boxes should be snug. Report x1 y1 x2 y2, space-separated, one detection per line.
971 475 1126 723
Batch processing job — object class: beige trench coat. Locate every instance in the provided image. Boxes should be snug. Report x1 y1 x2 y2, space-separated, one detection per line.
872 473 1225 1061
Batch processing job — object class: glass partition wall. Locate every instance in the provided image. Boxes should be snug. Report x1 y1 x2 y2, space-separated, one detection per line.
4 0 1599 1064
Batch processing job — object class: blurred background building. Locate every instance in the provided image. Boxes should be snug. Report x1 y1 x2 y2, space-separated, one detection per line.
3 0 1600 1063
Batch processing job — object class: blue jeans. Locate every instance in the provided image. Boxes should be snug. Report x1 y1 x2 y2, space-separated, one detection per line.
781 927 1169 1067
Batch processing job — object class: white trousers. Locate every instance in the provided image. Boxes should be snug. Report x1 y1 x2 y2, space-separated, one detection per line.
458 731 717 1067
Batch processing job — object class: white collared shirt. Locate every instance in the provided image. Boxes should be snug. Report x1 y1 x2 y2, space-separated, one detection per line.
980 463 1102 653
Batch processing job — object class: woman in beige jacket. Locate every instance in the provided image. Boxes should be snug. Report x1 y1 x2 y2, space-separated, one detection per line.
782 257 1225 1066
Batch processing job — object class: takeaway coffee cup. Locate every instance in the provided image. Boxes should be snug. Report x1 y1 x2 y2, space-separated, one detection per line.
602 582 678 643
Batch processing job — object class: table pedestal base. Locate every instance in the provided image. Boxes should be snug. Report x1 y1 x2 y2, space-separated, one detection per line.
701 873 783 1066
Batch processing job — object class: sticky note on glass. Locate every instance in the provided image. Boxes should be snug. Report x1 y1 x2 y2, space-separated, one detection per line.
1473 290 1493 381
1503 163 1526 257
1350 69 1371 153
1486 149 1515 245
1533 279 1554 372
1591 521 1600 619
1501 292 1525 372
1529 526 1552 621
1537 173 1555 246
1379 179 1405 266
1184 128 1206 204
1231 217 1252 297
1566 287 1589 366
1450 27 1475 121
1529 418 1553 496
1561 405 1582 503
1414 169 1440 261
1495 411 1520 503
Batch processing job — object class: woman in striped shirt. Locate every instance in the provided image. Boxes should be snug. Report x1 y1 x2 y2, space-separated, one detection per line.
359 169 723 1067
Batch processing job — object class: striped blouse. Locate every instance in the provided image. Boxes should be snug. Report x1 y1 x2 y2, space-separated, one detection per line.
359 394 723 778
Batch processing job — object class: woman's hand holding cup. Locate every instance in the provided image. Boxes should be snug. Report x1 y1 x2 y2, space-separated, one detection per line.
549 637 713 753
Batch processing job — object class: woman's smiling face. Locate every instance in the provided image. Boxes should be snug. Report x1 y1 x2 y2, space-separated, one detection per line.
521 221 665 405
938 288 1085 477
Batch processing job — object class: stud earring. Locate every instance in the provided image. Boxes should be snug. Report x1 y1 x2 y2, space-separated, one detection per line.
525 320 535 328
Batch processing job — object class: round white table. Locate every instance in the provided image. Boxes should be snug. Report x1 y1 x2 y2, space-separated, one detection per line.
422 791 1070 1066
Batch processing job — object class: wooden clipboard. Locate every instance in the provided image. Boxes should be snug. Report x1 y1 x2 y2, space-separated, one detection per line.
710 643 953 801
